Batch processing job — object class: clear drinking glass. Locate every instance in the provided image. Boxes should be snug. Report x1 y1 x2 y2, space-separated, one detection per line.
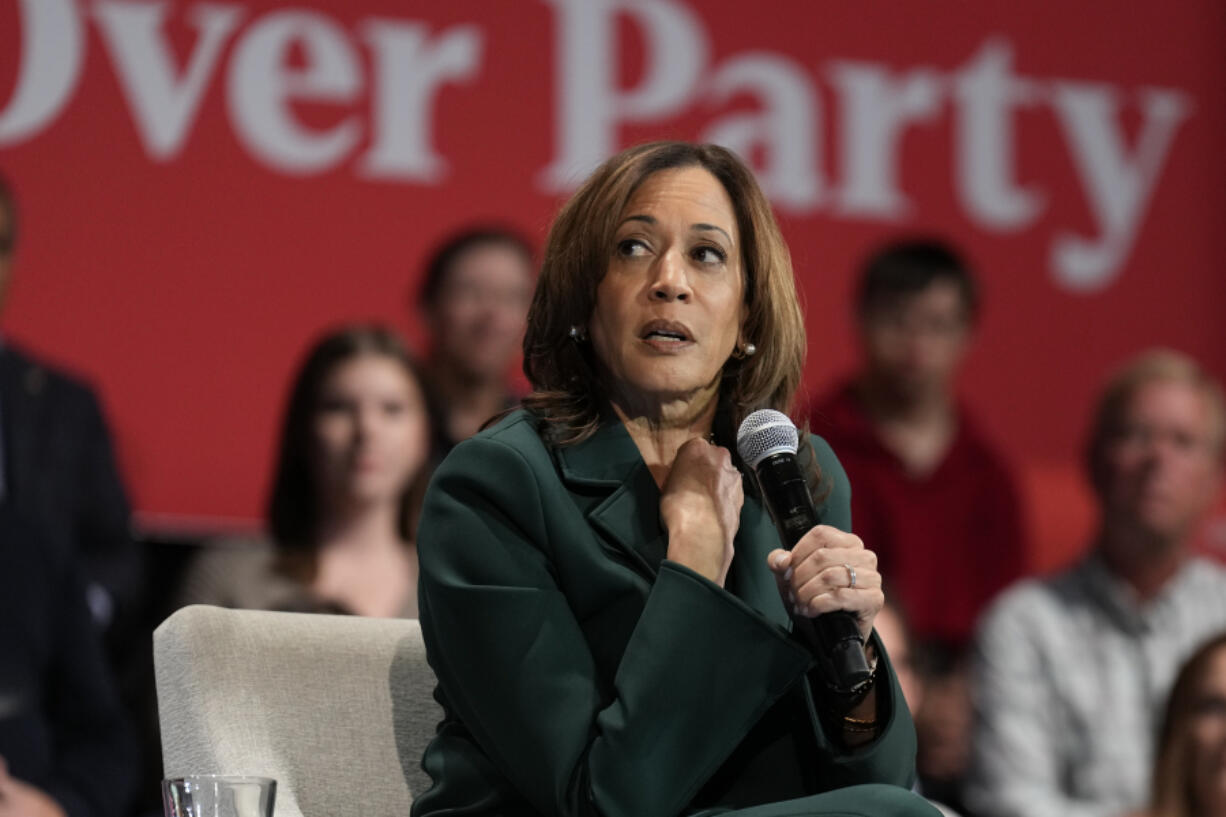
162 775 276 817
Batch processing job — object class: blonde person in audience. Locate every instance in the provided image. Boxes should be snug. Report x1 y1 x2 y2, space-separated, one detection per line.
1148 632 1226 817
968 350 1226 817
179 325 433 618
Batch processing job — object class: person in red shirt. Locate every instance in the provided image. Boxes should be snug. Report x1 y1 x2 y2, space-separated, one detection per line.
809 238 1026 649
808 238 1028 811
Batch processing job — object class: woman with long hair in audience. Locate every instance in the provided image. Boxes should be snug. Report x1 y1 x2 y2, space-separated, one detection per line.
1150 632 1226 817
180 324 433 618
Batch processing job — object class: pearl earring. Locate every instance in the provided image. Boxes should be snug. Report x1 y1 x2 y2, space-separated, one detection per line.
743 342 757 357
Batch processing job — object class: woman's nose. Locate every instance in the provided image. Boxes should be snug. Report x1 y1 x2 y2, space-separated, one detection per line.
354 408 378 441
650 251 691 302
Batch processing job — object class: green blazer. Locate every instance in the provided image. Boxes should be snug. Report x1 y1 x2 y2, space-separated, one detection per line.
413 409 920 817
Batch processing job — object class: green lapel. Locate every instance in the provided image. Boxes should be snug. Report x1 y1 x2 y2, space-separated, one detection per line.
728 493 795 631
554 418 793 631
554 419 668 579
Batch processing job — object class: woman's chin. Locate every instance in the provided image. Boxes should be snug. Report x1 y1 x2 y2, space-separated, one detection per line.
339 479 401 508
613 371 722 407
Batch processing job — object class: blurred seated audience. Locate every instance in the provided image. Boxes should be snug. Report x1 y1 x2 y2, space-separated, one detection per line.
875 601 962 817
0 506 137 817
415 227 534 456
967 349 1226 817
179 325 433 618
1147 632 1226 817
0 172 140 657
875 601 924 722
807 238 1026 651
913 647 974 815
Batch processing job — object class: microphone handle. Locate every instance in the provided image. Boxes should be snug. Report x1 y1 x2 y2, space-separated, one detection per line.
754 452 872 689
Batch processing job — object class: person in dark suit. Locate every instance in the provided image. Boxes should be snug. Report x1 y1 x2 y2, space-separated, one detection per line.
0 174 140 641
0 506 138 817
412 142 937 817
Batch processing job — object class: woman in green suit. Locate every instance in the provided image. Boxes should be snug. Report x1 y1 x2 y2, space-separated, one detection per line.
412 142 938 817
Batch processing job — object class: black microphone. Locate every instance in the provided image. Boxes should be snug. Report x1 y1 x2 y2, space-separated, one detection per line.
736 409 871 691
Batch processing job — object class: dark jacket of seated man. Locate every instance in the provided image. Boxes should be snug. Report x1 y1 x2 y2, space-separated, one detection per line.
0 506 138 817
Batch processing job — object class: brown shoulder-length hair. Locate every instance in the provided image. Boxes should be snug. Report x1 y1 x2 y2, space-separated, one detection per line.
522 141 807 446
267 324 434 580
1151 631 1226 817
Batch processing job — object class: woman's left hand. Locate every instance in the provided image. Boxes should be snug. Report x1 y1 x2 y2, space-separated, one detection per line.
766 526 883 644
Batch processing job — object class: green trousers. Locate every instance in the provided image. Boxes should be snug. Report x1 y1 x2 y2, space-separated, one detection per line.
694 784 944 817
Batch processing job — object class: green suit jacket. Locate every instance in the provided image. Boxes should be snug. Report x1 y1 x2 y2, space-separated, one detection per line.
412 410 919 817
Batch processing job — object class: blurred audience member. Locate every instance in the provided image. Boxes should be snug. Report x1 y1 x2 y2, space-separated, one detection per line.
876 601 962 817
808 238 1026 650
0 506 137 817
809 238 1024 809
416 227 534 455
1148 632 1226 817
0 174 140 646
915 650 974 815
179 325 432 618
875 601 923 716
968 350 1226 817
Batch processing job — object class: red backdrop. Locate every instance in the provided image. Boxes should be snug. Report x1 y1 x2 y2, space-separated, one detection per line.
2 0 1223 568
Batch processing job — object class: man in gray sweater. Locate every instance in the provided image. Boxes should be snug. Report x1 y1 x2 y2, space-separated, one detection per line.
967 349 1226 817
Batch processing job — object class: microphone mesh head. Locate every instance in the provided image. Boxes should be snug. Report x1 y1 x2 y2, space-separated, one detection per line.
736 409 799 468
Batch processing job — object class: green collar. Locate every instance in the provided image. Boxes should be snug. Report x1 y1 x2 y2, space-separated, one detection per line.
555 419 667 578
552 415 792 630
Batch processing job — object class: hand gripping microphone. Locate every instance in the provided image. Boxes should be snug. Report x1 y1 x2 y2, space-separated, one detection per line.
736 409 872 691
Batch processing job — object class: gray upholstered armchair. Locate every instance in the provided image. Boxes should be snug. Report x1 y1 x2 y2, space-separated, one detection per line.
153 605 441 817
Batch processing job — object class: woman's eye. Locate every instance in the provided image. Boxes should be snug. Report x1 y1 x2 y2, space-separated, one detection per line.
1193 696 1226 717
692 245 727 265
318 399 351 415
616 238 648 257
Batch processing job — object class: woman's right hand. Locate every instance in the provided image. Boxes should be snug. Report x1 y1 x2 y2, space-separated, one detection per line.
660 438 743 586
